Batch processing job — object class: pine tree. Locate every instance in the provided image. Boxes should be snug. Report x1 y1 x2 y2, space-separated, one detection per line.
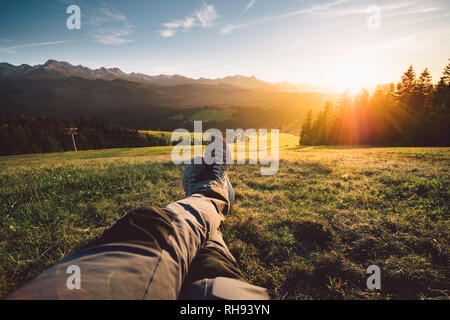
300 110 313 145
396 65 417 108
437 59 450 89
417 68 433 108
315 103 332 145
434 59 450 108
431 59 450 145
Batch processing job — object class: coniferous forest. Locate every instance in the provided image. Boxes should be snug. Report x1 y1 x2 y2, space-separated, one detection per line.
0 115 171 156
300 61 450 146
2 61 450 157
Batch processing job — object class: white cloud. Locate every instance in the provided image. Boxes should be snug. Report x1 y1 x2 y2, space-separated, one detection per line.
383 5 441 19
159 3 218 38
162 17 196 29
159 28 176 38
98 6 128 23
0 40 77 54
221 0 351 34
241 0 256 15
320 1 441 19
221 25 236 35
89 5 134 45
195 3 218 27
92 25 133 45
87 5 128 25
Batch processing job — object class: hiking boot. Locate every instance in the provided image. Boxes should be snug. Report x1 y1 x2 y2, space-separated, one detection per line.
182 136 234 214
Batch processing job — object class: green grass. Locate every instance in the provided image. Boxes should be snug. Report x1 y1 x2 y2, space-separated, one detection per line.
188 109 233 121
0 139 449 299
169 113 185 121
169 109 232 122
138 129 174 138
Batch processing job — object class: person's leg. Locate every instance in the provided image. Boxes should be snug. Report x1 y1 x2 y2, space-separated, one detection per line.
7 160 232 300
6 137 266 300
181 230 244 287
179 231 269 300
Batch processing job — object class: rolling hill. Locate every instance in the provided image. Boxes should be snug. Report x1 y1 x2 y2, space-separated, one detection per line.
0 60 339 131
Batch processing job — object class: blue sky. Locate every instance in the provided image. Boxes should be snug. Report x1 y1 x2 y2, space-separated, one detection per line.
0 0 449 92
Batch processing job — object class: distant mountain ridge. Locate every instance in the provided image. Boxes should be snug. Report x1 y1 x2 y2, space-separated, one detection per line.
0 59 339 131
0 59 324 92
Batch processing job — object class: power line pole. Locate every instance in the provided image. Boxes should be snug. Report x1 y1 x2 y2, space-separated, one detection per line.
65 128 78 152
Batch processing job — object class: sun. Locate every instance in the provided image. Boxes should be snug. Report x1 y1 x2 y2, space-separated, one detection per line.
328 56 379 94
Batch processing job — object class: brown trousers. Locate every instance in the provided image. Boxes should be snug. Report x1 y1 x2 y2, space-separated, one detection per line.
7 187 268 300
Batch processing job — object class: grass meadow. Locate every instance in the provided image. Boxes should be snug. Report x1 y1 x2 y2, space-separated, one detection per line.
0 135 449 299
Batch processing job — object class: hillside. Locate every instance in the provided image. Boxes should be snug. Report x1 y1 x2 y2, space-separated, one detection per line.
0 61 338 130
0 60 321 91
0 141 448 299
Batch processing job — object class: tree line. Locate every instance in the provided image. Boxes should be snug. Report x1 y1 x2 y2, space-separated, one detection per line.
300 60 450 146
0 115 172 156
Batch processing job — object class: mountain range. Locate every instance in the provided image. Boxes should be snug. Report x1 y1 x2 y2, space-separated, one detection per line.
0 60 325 92
0 60 338 131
